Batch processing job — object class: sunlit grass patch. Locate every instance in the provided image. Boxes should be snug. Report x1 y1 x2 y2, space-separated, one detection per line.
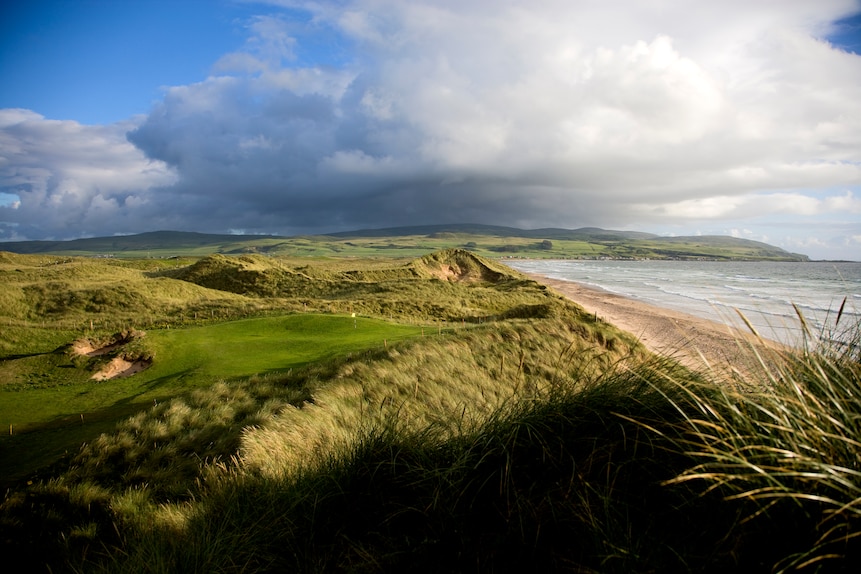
239 317 640 478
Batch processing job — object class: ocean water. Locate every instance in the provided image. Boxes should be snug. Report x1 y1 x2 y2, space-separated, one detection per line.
508 259 861 346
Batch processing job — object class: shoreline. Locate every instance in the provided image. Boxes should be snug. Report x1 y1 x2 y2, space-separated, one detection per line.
526 273 784 375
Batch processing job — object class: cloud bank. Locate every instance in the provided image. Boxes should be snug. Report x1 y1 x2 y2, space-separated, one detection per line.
1 0 860 258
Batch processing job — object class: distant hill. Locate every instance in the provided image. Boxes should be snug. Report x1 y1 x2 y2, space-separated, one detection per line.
0 225 809 261
328 223 657 242
0 230 251 255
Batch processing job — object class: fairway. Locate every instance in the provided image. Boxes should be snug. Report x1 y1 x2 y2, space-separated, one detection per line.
0 314 426 484
1 314 426 430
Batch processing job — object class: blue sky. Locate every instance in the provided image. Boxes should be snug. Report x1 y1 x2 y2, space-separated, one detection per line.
1 1 254 123
1 0 860 260
0 0 351 123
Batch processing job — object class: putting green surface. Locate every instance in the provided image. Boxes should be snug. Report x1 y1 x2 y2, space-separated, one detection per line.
144 313 424 384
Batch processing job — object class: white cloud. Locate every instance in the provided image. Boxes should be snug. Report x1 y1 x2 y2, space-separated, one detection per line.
641 191 861 220
2 0 860 258
0 109 177 238
214 15 299 74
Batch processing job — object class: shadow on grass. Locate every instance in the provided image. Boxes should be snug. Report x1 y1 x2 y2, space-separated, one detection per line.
0 351 55 362
0 369 201 490
1 412 135 491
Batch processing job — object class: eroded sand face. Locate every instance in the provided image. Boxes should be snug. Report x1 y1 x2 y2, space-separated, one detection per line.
72 339 124 357
71 332 152 380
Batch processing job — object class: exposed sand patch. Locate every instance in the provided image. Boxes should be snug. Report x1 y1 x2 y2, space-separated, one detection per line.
431 265 471 282
426 261 504 283
72 339 124 357
71 330 152 381
91 357 153 381
419 249 505 283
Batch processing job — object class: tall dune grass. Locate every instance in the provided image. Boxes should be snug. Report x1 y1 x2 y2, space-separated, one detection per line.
81 358 714 573
74 324 859 573
2 250 858 572
664 325 861 571
239 317 637 478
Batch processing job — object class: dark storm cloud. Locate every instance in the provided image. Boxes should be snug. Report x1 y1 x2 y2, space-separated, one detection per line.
1 0 859 259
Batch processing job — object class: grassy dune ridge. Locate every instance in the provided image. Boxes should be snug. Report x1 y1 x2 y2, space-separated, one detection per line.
0 248 858 572
1 249 556 484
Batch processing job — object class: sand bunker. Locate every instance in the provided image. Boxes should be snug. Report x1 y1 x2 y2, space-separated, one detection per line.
71 330 152 381
90 357 152 381
72 339 123 357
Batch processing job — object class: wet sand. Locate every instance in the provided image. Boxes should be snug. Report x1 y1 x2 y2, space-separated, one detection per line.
526 273 783 376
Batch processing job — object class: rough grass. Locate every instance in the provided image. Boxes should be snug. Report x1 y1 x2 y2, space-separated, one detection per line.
1 311 642 572
1 250 857 573
3 248 548 487
35 339 856 574
238 316 638 478
9 322 860 572
665 337 861 571
67 337 856 574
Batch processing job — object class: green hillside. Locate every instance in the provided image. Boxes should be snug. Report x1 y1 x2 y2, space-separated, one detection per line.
0 224 810 260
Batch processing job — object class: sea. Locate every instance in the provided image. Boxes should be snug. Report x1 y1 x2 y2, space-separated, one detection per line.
507 259 861 347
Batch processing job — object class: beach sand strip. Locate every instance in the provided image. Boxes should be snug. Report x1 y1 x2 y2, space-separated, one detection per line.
527 273 783 378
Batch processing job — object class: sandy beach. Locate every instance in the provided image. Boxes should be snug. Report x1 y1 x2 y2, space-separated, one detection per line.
525 273 783 377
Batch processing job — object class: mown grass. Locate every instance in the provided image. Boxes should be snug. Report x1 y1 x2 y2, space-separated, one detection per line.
0 316 425 425
0 315 426 488
1 249 857 572
0 248 571 490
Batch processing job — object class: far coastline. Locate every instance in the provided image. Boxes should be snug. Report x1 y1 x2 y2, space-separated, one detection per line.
524 272 785 376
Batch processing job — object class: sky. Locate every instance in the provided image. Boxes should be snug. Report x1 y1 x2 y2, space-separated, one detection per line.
1 0 860 260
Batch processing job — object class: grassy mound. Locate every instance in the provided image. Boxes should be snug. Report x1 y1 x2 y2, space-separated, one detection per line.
0 254 266 358
172 248 517 299
169 254 325 297
168 249 558 323
2 250 858 572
